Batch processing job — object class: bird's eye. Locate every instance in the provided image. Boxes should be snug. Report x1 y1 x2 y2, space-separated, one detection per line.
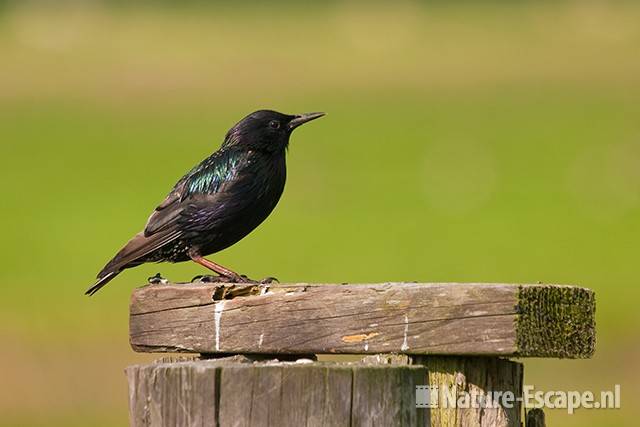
268 120 280 129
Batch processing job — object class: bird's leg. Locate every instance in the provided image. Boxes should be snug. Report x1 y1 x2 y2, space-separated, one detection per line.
189 254 247 283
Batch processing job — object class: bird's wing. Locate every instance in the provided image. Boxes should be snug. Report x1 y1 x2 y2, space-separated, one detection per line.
143 149 242 236
96 150 244 278
89 149 254 296
142 177 187 236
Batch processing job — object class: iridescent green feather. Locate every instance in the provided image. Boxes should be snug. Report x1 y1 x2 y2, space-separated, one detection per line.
183 149 242 198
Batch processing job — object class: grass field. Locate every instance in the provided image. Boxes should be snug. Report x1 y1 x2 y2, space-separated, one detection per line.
1 2 639 426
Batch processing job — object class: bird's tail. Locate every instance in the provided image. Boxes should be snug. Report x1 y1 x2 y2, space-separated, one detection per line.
85 270 121 296
85 230 181 296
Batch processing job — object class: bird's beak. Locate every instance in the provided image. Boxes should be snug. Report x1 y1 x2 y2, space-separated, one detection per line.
288 112 325 130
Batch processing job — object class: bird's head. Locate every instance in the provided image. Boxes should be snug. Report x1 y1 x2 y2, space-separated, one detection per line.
223 110 325 152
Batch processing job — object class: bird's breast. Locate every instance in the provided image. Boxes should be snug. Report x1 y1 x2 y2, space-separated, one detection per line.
252 153 287 209
195 152 287 255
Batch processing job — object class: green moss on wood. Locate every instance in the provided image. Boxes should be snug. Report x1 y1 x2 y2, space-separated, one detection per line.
516 285 595 358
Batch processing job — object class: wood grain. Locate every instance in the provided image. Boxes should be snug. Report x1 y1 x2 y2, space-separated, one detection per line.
126 355 525 427
126 356 427 427
129 282 595 358
415 356 523 427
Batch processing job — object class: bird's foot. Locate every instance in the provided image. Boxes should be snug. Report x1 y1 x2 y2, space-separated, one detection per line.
148 273 169 285
235 274 279 284
191 274 237 283
191 274 279 285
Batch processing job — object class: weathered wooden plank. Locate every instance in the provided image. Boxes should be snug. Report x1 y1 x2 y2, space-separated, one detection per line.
126 357 427 427
129 282 595 358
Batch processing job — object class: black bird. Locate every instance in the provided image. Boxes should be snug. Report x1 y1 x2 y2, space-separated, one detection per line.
86 110 325 295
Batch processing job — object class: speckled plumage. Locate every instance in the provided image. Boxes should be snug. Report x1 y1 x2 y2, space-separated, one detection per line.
86 110 324 295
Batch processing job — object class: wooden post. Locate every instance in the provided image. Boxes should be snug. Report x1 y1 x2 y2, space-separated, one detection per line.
126 282 595 426
415 356 523 427
127 356 428 427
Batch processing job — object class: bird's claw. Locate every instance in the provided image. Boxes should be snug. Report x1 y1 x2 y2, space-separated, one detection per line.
236 275 279 284
192 274 236 283
191 274 279 285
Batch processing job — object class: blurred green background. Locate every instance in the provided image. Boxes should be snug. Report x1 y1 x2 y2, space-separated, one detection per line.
1 1 638 426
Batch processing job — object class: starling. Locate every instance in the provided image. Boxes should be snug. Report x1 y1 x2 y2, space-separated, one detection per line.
86 110 324 295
